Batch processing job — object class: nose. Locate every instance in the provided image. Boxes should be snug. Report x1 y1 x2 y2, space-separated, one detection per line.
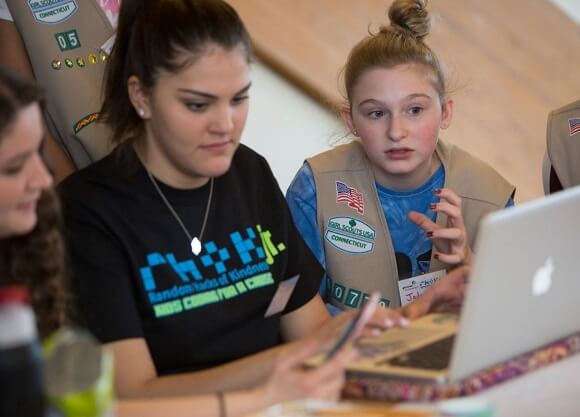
27 154 53 191
209 104 235 135
387 114 407 142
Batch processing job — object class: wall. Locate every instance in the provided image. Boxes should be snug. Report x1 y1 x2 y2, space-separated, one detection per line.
242 61 339 193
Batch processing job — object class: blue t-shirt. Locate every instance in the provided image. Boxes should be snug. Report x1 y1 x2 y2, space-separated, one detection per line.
286 163 513 314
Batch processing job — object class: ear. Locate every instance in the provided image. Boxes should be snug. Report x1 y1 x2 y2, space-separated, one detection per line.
340 106 357 136
127 75 150 119
440 98 454 130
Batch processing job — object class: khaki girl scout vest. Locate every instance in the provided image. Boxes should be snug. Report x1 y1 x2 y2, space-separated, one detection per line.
308 140 515 310
543 100 580 193
7 0 114 168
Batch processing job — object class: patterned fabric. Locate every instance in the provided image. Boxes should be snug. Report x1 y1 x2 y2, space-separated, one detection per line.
95 0 120 27
343 332 580 402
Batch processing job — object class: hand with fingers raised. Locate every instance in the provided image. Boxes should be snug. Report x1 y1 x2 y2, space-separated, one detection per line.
408 187 474 266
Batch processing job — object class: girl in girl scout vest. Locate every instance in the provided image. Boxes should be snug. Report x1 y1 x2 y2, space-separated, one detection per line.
543 99 580 194
0 0 118 179
287 0 515 313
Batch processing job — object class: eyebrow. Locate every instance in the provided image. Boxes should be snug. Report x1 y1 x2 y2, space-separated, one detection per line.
0 137 44 167
2 151 33 167
177 82 252 99
358 93 433 107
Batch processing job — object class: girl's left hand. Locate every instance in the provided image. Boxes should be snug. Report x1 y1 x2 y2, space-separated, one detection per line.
408 188 473 266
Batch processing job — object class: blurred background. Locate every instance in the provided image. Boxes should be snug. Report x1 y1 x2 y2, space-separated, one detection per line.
231 0 580 203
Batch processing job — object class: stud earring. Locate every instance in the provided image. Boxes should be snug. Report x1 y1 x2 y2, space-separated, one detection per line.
138 109 145 118
353 129 358 137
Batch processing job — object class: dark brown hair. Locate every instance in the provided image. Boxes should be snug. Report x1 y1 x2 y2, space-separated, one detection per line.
100 0 252 145
343 0 447 105
0 67 68 339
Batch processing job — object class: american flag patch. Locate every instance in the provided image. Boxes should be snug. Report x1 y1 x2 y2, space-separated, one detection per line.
569 118 580 136
336 181 364 214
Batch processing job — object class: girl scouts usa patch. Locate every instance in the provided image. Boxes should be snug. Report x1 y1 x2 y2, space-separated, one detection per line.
325 216 375 254
28 0 78 24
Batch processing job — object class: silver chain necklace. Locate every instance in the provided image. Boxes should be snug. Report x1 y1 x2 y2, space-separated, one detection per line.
146 170 214 256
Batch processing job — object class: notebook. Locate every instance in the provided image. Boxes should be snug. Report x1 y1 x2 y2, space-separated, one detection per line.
331 185 580 383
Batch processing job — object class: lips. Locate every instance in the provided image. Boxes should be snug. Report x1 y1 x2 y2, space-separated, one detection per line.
202 140 232 153
16 200 38 212
385 148 413 160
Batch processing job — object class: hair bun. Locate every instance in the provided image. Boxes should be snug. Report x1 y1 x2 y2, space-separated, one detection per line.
387 0 430 41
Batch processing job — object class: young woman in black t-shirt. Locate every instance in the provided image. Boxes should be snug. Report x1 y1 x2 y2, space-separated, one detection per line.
57 0 464 414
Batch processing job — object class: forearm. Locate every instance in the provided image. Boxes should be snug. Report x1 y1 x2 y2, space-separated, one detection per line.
280 295 330 342
112 340 298 398
117 386 271 417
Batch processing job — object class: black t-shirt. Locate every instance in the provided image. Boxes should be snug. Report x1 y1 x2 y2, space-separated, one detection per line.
59 143 323 375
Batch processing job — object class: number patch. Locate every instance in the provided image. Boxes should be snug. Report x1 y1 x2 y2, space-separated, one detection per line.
54 30 81 51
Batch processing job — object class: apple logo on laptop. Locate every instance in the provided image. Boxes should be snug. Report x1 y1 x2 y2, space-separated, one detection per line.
532 257 554 296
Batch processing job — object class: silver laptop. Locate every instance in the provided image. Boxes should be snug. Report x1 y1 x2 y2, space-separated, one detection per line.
335 185 580 382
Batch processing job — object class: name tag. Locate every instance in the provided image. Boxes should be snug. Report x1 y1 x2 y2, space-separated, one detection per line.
398 269 446 307
265 275 300 317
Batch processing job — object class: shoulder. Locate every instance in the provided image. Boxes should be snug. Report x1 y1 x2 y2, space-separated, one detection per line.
232 143 269 169
547 99 580 141
287 163 315 199
549 100 580 120
439 140 506 180
438 140 515 205
226 144 282 193
58 144 133 202
307 141 367 173
229 144 274 182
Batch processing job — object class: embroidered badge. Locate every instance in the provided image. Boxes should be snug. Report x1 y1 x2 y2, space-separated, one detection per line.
569 118 580 136
325 217 375 254
335 181 364 214
73 112 99 134
28 0 78 25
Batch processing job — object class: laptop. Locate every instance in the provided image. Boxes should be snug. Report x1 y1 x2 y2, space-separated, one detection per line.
320 185 580 383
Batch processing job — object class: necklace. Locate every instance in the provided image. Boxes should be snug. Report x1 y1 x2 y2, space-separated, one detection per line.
146 170 214 256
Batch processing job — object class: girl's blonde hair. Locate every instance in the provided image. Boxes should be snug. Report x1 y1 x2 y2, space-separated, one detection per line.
343 0 447 104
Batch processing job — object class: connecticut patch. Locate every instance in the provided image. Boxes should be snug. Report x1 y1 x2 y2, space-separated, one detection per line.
325 216 375 254
28 0 78 25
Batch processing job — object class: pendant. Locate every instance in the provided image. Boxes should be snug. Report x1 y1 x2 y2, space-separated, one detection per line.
191 237 202 256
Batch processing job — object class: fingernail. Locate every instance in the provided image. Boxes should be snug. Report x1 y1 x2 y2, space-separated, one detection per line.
427 231 433 238
384 318 394 327
371 329 381 336
400 317 410 327
434 188 442 195
429 203 437 211
434 253 440 260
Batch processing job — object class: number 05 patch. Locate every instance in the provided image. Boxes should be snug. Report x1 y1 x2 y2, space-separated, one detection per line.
54 30 81 51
